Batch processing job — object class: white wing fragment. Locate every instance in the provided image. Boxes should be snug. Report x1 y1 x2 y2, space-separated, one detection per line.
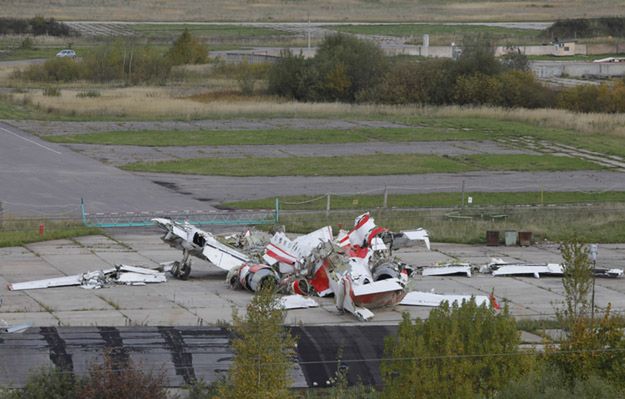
279 295 320 310
7 264 167 291
400 291 490 307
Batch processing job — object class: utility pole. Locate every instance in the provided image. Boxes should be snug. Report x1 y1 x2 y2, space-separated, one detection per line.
307 12 311 49
590 244 598 323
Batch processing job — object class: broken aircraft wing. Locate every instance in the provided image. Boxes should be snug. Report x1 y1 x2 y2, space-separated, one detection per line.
400 291 490 307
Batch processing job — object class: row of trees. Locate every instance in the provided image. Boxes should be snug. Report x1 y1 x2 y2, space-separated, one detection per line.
16 29 208 85
268 34 625 113
0 17 71 36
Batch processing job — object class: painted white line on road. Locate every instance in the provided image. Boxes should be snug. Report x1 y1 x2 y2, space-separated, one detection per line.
0 126 62 155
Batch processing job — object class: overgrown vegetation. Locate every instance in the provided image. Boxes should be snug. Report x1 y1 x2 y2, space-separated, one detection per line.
272 206 625 244
545 17 625 39
166 28 209 65
0 218 100 247
382 300 531 398
0 352 167 399
268 33 625 113
225 191 625 211
220 284 296 399
14 28 210 85
0 17 71 36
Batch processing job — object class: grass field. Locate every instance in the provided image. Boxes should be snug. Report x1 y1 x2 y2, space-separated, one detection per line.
0 219 100 248
43 127 491 146
331 23 541 45
276 205 625 243
225 191 625 210
121 154 602 176
2 0 623 22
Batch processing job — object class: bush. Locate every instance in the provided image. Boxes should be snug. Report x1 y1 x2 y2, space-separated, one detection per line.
0 367 77 399
313 34 388 102
545 17 625 39
381 300 532 399
0 17 71 36
18 58 83 82
166 29 209 66
77 353 168 399
17 40 172 85
76 90 100 98
267 50 317 101
42 87 61 97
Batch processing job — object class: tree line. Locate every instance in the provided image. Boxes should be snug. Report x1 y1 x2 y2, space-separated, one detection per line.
268 34 625 114
0 17 72 36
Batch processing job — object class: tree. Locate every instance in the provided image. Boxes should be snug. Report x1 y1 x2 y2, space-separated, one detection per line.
166 29 209 65
381 299 530 399
547 241 625 388
313 34 388 102
267 50 317 101
220 284 296 399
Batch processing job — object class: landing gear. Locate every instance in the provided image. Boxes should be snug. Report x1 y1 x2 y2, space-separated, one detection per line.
171 250 192 280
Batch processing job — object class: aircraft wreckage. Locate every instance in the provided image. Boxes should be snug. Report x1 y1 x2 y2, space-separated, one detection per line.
8 211 621 322
152 212 496 320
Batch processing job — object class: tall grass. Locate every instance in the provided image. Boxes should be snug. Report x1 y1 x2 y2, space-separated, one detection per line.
0 217 100 247
278 205 625 244
9 88 625 139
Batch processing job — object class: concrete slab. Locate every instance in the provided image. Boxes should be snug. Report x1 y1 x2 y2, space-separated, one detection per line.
54 310 128 326
0 292 46 313
27 288 114 312
121 308 200 326
520 331 544 344
0 311 58 326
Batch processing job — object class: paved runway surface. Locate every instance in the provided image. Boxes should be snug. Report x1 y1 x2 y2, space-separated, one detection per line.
0 123 210 215
2 232 625 388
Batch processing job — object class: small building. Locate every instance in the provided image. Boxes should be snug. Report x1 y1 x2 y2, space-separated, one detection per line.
552 41 576 57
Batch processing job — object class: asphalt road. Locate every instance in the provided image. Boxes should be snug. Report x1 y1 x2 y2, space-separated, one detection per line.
137 171 625 204
0 123 210 215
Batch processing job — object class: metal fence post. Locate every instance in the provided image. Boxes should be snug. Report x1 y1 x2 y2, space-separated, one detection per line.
275 197 280 223
80 197 88 226
326 193 331 217
383 186 388 208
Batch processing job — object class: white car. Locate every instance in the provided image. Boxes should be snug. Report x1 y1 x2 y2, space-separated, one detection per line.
56 49 76 58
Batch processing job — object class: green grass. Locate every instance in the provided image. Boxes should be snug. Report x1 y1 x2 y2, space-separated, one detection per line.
399 115 625 160
0 47 65 61
121 154 603 177
329 23 540 44
225 191 625 210
43 127 490 146
0 219 101 247
275 205 625 244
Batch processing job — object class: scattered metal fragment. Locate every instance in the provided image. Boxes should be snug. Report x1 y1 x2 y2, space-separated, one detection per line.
7 264 167 291
422 264 472 277
400 291 491 307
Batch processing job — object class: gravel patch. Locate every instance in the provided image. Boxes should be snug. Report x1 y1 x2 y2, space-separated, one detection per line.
9 118 413 137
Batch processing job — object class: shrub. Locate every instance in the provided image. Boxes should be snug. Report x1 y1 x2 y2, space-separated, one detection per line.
381 300 532 399
0 367 77 399
0 17 71 36
42 87 61 97
77 352 168 399
166 29 209 65
313 34 388 102
76 90 100 98
267 50 317 101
